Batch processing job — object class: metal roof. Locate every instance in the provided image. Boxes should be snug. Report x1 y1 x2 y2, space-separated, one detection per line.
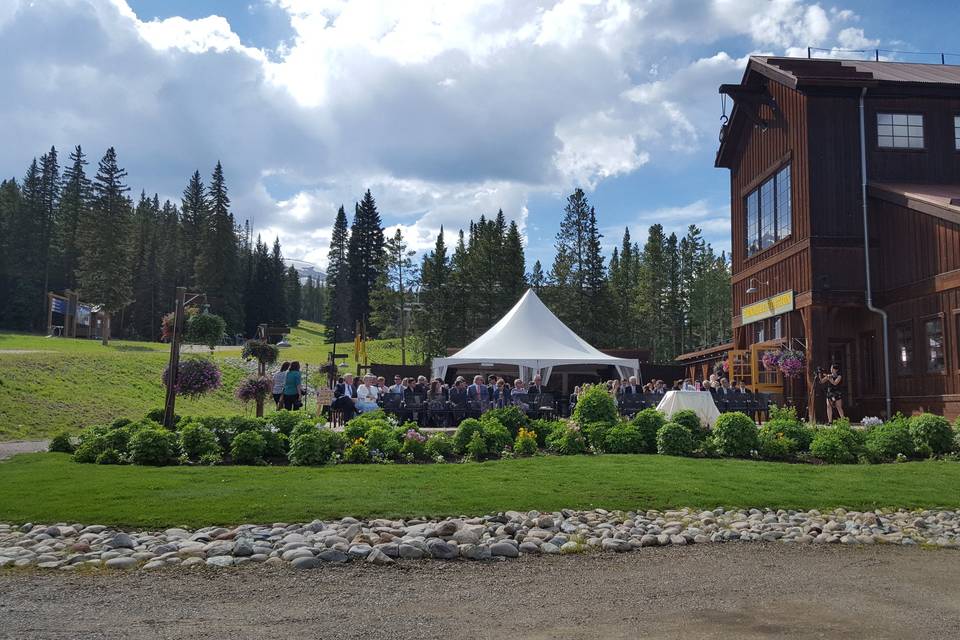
753 56 960 87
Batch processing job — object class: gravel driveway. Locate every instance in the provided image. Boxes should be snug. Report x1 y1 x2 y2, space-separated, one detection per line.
0 441 47 460
2 544 958 639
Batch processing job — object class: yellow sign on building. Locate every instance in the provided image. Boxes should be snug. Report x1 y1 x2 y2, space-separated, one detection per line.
742 290 794 325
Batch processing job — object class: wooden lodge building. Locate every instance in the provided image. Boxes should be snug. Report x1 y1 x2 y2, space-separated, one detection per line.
678 56 960 422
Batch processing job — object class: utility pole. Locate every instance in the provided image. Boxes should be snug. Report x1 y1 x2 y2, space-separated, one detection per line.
162 287 187 428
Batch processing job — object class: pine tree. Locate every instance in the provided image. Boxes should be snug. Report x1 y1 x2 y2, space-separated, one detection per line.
0 179 22 328
547 188 598 339
267 238 287 324
180 170 208 287
529 260 545 294
416 228 454 358
636 224 668 361
76 147 132 344
129 191 161 339
324 205 352 342
38 147 60 314
58 146 91 290
448 230 472 347
347 190 384 335
501 220 527 304
664 232 683 359
284 265 301 327
194 161 242 331
244 236 272 336
6 161 44 330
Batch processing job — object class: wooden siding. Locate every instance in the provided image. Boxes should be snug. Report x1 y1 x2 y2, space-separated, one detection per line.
866 96 960 184
872 197 960 292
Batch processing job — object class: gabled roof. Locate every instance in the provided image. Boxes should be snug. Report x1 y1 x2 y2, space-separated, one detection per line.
752 56 960 89
869 182 960 226
431 289 639 371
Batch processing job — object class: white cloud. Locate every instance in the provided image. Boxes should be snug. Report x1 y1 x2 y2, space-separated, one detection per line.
0 0 875 268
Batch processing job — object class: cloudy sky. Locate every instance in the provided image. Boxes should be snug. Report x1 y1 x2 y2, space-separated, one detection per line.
1 0 954 270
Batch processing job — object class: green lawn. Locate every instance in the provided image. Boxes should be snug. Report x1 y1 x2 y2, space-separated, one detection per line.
0 453 957 528
0 321 403 439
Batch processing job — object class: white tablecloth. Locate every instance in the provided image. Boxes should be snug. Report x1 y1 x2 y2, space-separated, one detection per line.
656 390 721 428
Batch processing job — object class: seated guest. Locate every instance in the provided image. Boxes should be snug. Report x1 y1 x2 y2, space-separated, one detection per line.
376 376 387 397
622 376 640 395
389 375 404 395
402 377 418 403
468 375 490 406
428 378 446 402
493 378 510 408
333 373 358 420
569 385 581 410
448 378 468 406
356 374 379 413
528 374 544 396
681 379 696 391
413 375 428 395
609 379 620 397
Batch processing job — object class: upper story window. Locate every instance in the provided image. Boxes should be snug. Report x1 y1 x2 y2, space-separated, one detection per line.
744 164 791 258
954 115 960 150
877 113 924 149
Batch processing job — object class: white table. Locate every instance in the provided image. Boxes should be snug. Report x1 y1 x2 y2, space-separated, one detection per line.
656 390 721 428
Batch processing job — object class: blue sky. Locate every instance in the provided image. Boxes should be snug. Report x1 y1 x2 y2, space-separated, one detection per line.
3 0 957 271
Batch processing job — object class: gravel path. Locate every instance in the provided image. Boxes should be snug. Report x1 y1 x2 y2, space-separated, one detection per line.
0 441 47 460
1 544 958 639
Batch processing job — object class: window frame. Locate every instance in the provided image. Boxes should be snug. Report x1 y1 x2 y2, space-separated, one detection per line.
954 309 960 374
954 114 960 152
743 162 793 259
894 320 915 377
921 313 946 376
875 111 926 151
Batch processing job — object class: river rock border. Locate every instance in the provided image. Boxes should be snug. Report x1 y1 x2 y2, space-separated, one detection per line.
1 508 958 570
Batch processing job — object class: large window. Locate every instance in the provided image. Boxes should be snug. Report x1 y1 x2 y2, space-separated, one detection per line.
877 113 924 149
895 322 913 375
924 317 945 373
955 116 960 150
744 164 791 257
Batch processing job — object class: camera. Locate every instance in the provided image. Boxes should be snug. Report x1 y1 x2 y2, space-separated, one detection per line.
815 366 824 376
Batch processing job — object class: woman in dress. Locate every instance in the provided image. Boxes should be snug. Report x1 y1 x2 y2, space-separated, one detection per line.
282 361 304 411
356 374 379 413
272 361 289 410
818 363 845 422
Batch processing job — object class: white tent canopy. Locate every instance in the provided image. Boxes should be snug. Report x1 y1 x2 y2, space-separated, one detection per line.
431 289 639 384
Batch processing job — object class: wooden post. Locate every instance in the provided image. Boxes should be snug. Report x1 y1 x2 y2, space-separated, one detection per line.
101 311 111 346
256 349 266 418
163 287 187 428
46 293 54 336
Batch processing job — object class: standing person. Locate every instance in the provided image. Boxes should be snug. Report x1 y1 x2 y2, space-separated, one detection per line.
468 375 490 407
610 379 621 397
622 376 640 395
356 374 379 413
282 361 304 411
389 375 404 395
272 362 290 410
819 364 845 422
528 374 544 396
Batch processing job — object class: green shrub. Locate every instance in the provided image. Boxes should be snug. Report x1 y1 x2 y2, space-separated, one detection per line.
582 421 614 451
290 420 319 440
111 417 133 430
199 451 223 465
604 423 645 454
758 432 798 461
768 404 799 423
631 409 666 454
177 420 221 461
758 419 814 452
484 406 529 438
48 431 75 454
656 422 694 456
453 418 484 454
73 437 107 464
288 429 343 466
909 413 954 455
810 421 865 464
425 433 454 460
546 424 588 455
400 434 428 461
465 431 488 461
261 430 288 459
954 428 960 454
481 418 512 457
365 424 402 459
513 428 538 456
572 384 619 426
230 430 266 465
712 412 759 457
95 449 124 465
529 419 565 447
195 416 230 449
865 416 914 462
128 427 179 466
670 409 700 433
344 410 392 441
267 411 302 437
343 437 370 463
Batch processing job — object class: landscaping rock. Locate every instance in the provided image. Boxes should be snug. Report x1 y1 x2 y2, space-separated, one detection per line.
104 557 138 570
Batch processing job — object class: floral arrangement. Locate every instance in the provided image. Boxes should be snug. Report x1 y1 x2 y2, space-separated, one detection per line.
777 348 805 378
861 416 884 429
184 311 226 351
160 307 198 342
235 376 271 404
761 350 781 371
241 339 280 366
162 358 222 397
404 428 427 443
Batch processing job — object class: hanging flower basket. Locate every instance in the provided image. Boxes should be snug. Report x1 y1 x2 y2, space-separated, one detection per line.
761 350 781 371
241 339 280 366
777 348 805 379
184 312 226 351
163 358 222 397
235 376 272 404
160 307 198 342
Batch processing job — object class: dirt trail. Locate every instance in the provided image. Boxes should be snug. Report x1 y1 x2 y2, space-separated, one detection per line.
1 544 958 639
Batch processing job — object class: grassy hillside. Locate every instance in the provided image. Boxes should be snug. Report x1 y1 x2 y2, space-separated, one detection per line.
0 321 403 440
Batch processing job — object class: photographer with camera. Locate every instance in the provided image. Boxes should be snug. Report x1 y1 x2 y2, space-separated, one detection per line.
817 363 845 422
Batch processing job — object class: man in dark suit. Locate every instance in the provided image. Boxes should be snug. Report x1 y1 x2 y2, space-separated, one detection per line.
332 373 358 420
448 378 468 406
621 376 640 395
528 374 545 396
413 375 428 395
